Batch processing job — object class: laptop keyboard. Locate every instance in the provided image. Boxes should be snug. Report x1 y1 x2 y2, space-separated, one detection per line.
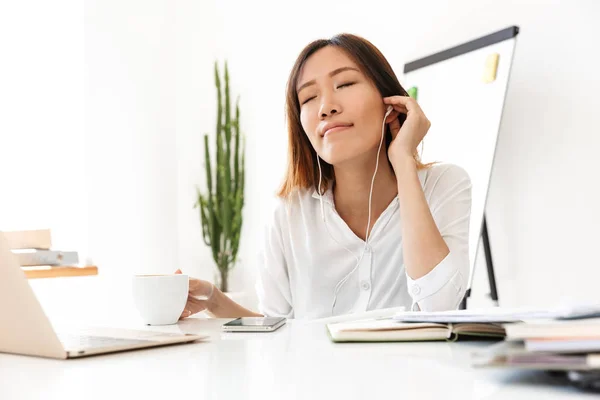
58 333 155 350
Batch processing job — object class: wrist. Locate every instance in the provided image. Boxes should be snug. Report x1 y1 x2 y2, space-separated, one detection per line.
206 283 222 313
391 151 417 174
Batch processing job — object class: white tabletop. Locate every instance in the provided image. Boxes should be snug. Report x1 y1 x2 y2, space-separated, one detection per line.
0 276 597 399
0 317 597 400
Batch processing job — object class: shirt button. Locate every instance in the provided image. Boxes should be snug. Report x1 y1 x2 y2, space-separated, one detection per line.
360 281 371 291
412 285 421 295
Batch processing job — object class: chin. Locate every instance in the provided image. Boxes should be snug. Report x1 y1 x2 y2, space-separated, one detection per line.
319 144 372 166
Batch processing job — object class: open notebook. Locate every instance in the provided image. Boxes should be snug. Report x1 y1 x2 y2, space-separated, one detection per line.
326 318 505 343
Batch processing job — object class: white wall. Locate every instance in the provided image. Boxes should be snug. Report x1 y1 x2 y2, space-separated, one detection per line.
3 1 599 314
85 0 178 278
477 0 600 308
0 1 86 252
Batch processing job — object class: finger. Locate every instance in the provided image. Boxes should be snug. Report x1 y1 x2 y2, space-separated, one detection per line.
385 103 408 117
179 309 192 320
387 102 408 113
383 96 418 112
175 269 182 274
179 303 206 320
186 296 208 309
184 296 208 312
179 298 207 319
385 110 400 124
383 95 413 105
188 278 203 291
189 280 214 298
388 119 401 138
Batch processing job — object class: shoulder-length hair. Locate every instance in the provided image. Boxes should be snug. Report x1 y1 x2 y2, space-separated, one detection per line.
278 33 432 198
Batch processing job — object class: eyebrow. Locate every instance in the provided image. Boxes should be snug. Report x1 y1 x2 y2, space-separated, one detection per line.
296 66 360 93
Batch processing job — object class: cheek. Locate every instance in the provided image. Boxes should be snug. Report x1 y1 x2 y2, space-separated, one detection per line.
300 109 318 139
360 94 385 134
350 89 380 124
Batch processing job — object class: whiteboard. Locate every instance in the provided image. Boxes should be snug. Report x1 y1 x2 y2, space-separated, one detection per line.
402 27 519 293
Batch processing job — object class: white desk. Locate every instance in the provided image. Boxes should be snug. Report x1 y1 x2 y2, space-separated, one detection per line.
0 318 597 400
0 276 597 399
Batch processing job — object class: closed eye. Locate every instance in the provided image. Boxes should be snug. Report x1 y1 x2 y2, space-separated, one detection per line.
337 82 355 89
300 82 355 105
301 96 316 105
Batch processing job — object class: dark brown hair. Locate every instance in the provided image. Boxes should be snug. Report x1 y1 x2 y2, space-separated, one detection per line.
278 33 431 198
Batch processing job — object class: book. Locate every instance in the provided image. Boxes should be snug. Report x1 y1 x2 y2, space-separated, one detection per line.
525 338 600 354
326 318 505 343
2 229 52 250
472 341 600 371
504 318 600 340
12 250 79 266
473 317 600 371
502 318 600 355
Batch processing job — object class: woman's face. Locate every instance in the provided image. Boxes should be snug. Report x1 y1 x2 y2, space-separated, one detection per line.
297 45 386 166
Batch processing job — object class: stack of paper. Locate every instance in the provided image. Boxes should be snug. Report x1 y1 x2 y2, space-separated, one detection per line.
393 305 600 324
507 318 600 354
473 318 600 371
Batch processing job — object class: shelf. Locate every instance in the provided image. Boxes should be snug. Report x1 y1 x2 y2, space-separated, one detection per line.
23 266 98 279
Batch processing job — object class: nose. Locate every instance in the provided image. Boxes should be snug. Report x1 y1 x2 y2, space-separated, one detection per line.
319 103 339 119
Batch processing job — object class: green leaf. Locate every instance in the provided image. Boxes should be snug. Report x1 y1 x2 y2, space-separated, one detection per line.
198 195 210 247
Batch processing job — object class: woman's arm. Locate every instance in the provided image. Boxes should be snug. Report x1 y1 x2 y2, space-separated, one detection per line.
394 156 450 280
384 95 471 311
393 159 472 311
205 288 263 318
177 271 262 319
384 95 452 279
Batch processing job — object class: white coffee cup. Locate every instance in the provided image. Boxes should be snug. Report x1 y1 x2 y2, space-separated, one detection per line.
132 274 189 325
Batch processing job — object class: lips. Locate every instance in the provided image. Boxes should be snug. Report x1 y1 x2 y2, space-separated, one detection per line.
324 125 351 137
319 122 353 138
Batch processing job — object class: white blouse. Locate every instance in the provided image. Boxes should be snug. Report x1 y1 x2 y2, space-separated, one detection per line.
255 163 472 319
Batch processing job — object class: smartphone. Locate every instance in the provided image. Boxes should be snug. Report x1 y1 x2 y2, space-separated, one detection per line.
222 317 286 332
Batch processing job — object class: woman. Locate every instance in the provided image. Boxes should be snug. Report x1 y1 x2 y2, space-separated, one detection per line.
177 33 472 320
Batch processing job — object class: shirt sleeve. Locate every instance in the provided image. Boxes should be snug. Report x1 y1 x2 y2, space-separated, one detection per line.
255 199 295 318
405 164 472 312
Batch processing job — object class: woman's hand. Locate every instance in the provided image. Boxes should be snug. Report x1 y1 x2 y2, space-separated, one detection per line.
383 95 431 167
175 269 215 319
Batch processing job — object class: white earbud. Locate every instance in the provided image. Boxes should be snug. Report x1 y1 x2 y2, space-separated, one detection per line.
317 105 393 316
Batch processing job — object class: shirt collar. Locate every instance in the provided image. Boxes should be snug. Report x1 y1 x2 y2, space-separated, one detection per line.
311 184 334 206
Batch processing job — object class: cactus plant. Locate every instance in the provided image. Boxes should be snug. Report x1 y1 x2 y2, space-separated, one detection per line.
195 60 245 293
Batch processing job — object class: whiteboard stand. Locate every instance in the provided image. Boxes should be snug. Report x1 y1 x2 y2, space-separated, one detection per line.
481 215 499 306
459 214 499 309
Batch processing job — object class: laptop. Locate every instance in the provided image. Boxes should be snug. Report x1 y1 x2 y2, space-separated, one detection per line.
0 232 205 359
